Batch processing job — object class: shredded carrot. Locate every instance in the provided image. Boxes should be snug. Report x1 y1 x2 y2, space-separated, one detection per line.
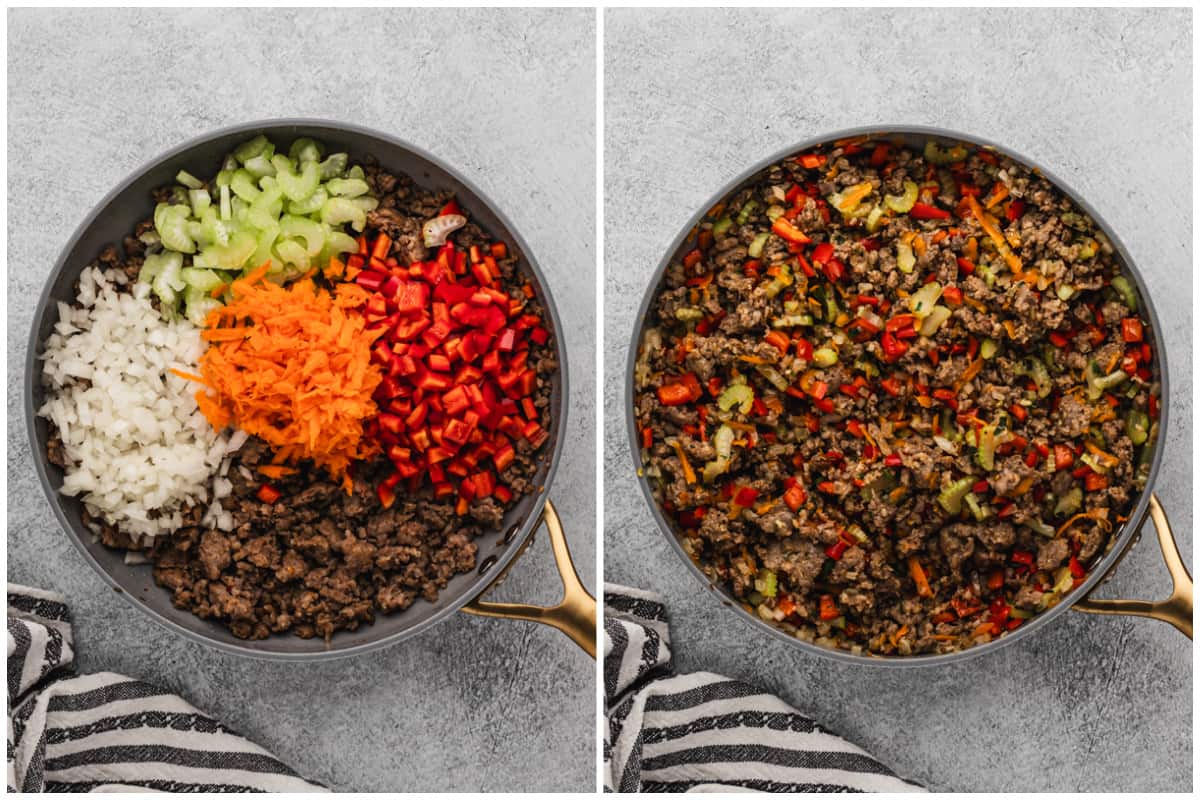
669 440 696 485
956 357 984 390
1003 320 1018 339
194 264 385 488
1057 508 1112 537
908 557 933 598
169 367 207 384
966 195 1022 274
984 182 1010 209
912 234 927 258
737 355 771 365
890 624 909 647
930 230 948 245
835 182 873 212
257 465 298 480
964 236 978 261
1011 476 1036 497
1084 441 1119 468
209 283 227 299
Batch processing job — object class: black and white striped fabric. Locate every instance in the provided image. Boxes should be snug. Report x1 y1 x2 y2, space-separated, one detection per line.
604 585 925 793
7 584 325 793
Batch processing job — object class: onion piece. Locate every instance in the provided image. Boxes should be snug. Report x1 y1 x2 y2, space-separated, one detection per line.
933 435 959 455
422 214 467 247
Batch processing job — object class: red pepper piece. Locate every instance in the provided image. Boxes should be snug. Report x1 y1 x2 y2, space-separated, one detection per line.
1121 318 1143 343
1053 444 1074 471
910 202 951 220
783 484 807 511
818 594 839 621
257 484 281 504
811 242 834 264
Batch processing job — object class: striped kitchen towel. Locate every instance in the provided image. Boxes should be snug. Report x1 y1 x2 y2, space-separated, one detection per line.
7 584 325 793
604 585 925 793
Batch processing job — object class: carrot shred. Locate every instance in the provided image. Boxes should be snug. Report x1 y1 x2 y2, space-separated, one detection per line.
669 439 696 485
257 465 298 480
169 368 207 384
1058 508 1112 537
908 557 933 598
194 264 385 488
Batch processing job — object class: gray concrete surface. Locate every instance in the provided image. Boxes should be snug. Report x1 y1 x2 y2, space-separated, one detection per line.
604 8 1191 793
8 8 595 793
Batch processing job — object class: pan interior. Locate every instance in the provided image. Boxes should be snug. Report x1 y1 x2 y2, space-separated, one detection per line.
27 121 566 659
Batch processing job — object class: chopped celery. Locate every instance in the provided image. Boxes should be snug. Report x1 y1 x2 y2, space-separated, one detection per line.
233 134 270 164
756 570 778 598
1024 518 1057 538
896 240 915 273
812 347 838 368
179 267 224 293
976 423 998 471
1110 275 1138 310
1085 359 1127 400
1076 238 1097 259
756 365 789 391
273 157 320 201
919 305 952 336
321 197 367 232
884 180 919 213
175 169 204 190
674 307 703 321
1056 283 1076 301
183 286 222 326
702 424 735 482
938 477 974 514
326 177 370 198
144 134 375 317
1125 410 1150 445
188 189 211 217
318 153 350 180
1024 357 1053 399
762 261 793 298
230 169 262 201
1051 566 1074 594
717 383 754 414
980 337 998 359
286 187 329 217
865 204 885 233
288 137 325 164
736 199 759 226
1009 607 1034 620
908 281 942 317
1054 486 1083 517
747 232 769 258
243 154 276 179
771 313 813 328
765 204 785 221
964 492 990 522
712 216 733 237
923 140 968 164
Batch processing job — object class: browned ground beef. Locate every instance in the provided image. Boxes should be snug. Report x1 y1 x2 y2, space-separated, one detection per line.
45 161 556 641
635 138 1159 656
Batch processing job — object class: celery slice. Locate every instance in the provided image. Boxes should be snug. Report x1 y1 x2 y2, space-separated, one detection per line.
176 170 203 190
321 197 366 231
233 135 270 164
288 137 325 164
318 153 349 180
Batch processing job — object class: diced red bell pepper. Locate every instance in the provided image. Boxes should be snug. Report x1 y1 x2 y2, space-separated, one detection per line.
818 594 839 621
1121 317 1143 343
1053 444 1074 471
910 202 950 220
257 484 281 504
783 484 807 512
811 242 834 265
733 487 760 507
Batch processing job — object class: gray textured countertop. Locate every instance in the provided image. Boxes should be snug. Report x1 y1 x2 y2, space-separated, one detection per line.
8 8 595 793
604 8 1192 793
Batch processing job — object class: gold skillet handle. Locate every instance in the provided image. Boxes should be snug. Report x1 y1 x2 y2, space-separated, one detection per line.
1073 493 1192 638
462 499 597 657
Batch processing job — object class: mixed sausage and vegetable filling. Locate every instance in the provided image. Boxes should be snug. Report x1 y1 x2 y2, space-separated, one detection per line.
635 138 1159 656
41 136 555 640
